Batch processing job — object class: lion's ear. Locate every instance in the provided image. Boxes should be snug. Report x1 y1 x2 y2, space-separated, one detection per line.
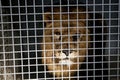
43 12 52 25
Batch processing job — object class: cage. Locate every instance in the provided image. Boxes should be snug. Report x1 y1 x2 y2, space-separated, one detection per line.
0 0 119 80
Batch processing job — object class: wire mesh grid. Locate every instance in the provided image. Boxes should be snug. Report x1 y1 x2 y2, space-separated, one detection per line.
0 0 119 80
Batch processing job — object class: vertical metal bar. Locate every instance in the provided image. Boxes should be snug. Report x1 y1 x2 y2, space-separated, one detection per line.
93 0 95 80
25 0 30 79
59 0 63 79
67 0 71 80
42 0 47 79
108 0 111 80
10 0 16 79
76 0 79 79
102 0 104 80
33 0 38 79
117 1 120 80
86 0 89 80
18 0 24 79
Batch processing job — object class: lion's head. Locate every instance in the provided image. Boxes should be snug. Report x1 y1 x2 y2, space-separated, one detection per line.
42 6 91 78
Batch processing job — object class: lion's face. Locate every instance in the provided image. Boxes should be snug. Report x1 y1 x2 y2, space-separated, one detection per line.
50 22 89 66
42 7 91 77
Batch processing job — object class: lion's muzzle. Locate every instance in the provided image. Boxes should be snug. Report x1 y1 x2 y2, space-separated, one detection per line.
54 49 79 66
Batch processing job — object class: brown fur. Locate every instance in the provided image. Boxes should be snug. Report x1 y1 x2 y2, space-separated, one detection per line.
42 6 91 79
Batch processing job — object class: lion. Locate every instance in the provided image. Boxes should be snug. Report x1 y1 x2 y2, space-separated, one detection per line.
42 3 108 80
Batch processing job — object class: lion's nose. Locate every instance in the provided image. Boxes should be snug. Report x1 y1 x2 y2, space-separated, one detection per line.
62 50 72 56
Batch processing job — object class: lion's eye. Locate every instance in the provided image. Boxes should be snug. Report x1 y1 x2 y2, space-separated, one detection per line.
54 32 61 40
72 33 80 41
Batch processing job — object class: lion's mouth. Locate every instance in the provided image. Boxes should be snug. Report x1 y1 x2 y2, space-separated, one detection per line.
59 59 74 66
54 56 75 66
54 50 78 66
